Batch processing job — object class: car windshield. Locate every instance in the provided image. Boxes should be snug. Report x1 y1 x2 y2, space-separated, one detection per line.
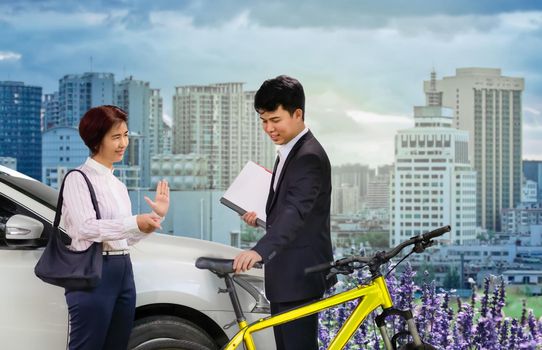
0 171 58 210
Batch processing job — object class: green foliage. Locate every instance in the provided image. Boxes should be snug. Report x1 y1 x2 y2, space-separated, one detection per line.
413 262 435 285
240 223 264 246
442 267 460 289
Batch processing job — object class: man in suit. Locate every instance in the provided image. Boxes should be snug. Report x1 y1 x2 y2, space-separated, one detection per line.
233 75 336 350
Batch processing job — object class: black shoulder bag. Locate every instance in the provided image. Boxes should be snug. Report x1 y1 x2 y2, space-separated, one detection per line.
34 169 103 290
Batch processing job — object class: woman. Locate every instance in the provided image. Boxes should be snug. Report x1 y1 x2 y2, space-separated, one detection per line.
62 105 169 350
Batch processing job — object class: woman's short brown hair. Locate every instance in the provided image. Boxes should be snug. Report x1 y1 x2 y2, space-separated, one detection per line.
79 105 128 155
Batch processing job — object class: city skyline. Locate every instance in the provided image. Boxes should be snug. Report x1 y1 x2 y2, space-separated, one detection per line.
1 1 542 166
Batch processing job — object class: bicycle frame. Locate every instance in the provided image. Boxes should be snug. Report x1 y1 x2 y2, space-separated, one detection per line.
224 275 401 350
199 226 450 349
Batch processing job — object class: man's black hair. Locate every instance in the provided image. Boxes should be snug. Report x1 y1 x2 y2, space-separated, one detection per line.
254 75 305 120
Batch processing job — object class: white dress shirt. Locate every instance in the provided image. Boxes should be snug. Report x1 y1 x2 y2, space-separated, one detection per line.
273 127 309 190
62 157 146 251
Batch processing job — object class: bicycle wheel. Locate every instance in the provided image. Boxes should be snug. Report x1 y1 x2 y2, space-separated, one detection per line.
397 343 437 350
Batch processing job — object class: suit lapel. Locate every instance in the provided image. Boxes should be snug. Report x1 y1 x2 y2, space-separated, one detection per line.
266 156 280 214
267 131 313 214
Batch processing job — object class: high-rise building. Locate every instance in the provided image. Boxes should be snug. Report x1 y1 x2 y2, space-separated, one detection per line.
150 154 208 190
173 83 275 190
58 72 114 127
149 88 166 156
331 164 375 202
501 205 542 234
390 105 477 246
331 184 360 214
115 77 152 188
366 174 390 210
424 68 524 231
243 90 276 170
42 127 88 188
42 92 60 131
115 132 143 189
162 125 173 154
521 179 537 204
0 81 42 180
523 160 542 202
0 157 16 170
377 164 394 177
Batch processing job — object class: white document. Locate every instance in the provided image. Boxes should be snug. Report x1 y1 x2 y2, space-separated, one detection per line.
220 161 272 229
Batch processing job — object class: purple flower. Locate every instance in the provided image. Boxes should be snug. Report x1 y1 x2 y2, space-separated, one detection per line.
453 293 477 348
480 276 491 317
316 261 542 349
509 319 519 350
520 299 530 328
499 318 510 348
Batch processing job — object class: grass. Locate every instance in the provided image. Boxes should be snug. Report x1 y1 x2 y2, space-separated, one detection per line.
453 287 542 319
502 288 542 319
419 286 542 319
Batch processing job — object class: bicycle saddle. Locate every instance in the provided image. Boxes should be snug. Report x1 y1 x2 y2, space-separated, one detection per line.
196 257 263 274
196 257 235 274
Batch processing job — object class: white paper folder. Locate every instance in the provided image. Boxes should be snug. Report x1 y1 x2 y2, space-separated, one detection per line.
220 161 272 229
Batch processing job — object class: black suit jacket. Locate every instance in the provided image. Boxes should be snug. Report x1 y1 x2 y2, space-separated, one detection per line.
252 131 336 303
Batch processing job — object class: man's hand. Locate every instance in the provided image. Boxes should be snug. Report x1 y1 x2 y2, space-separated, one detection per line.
144 180 170 217
233 250 262 273
136 213 161 233
241 211 258 227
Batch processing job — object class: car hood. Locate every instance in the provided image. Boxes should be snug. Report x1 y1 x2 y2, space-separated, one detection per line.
132 233 263 278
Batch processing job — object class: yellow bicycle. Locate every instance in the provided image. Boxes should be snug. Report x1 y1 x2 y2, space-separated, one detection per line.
196 225 451 350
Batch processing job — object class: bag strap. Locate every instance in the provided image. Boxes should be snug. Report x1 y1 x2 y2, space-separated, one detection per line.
54 169 101 228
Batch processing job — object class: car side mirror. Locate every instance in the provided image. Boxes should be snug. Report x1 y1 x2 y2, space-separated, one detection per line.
4 214 44 248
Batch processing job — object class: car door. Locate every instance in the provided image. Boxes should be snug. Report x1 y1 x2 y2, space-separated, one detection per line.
0 182 68 349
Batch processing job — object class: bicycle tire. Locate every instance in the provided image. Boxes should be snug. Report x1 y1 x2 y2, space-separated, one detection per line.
397 342 437 350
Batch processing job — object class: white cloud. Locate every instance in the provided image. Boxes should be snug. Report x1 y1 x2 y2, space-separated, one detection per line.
0 51 21 61
226 10 251 30
498 11 542 32
524 106 541 115
162 112 172 127
308 93 412 166
0 10 107 31
2 5 542 167
346 110 412 125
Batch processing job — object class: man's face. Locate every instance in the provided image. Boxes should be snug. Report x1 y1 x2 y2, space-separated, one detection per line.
259 105 304 145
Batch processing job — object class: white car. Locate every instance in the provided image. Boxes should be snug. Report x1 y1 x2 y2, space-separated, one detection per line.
0 165 274 350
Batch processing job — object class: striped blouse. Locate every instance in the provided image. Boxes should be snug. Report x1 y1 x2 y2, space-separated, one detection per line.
62 157 147 251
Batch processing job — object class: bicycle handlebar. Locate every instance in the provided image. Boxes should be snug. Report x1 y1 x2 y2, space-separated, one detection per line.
382 225 451 262
304 225 451 275
304 261 334 274
421 225 451 241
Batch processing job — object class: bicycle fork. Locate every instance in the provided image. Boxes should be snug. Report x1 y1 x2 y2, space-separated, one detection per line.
375 308 423 350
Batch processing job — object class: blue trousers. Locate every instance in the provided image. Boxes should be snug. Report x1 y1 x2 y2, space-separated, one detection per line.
65 255 136 350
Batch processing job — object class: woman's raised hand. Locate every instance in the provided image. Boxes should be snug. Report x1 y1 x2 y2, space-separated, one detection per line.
144 180 170 217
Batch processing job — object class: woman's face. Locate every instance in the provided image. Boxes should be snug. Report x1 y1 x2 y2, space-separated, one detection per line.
95 121 129 165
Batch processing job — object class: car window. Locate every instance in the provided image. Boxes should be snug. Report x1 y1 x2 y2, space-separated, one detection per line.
0 173 58 210
0 194 52 249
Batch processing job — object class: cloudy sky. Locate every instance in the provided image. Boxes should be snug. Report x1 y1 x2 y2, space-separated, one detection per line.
1 0 542 166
